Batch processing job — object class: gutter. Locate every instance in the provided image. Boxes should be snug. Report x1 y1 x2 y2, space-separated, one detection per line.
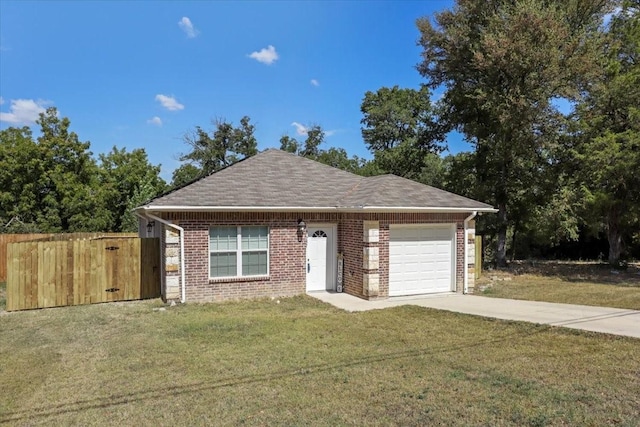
463 211 478 294
140 205 498 214
135 210 186 304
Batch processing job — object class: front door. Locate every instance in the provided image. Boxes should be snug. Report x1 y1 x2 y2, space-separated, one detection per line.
306 226 334 291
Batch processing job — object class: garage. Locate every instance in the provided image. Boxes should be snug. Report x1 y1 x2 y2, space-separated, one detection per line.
388 225 455 296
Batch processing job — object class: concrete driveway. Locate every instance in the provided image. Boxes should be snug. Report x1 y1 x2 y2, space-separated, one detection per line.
310 292 640 339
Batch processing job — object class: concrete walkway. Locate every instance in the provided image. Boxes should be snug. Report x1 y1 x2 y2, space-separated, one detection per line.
309 292 640 339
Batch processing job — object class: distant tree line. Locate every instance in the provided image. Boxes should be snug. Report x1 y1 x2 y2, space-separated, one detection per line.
0 108 166 233
1 0 637 267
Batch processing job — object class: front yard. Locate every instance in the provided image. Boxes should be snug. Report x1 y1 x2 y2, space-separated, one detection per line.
1 295 638 426
478 261 640 310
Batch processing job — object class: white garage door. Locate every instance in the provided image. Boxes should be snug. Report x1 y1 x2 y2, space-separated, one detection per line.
389 225 455 296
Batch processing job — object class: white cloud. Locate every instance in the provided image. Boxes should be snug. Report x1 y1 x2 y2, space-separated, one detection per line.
0 96 4 105
147 116 163 126
310 79 319 87
248 45 279 65
324 129 337 137
155 94 184 111
291 122 309 136
0 98 49 124
178 17 199 38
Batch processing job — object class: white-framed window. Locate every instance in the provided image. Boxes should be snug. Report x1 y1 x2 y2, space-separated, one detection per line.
209 226 269 278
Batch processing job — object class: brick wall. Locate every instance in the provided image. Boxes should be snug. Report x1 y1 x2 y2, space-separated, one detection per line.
338 216 364 298
156 211 471 302
164 212 341 302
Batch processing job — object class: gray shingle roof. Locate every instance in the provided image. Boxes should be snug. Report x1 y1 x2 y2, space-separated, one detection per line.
143 149 494 211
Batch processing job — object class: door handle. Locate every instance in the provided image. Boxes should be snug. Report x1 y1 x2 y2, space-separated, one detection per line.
307 259 310 273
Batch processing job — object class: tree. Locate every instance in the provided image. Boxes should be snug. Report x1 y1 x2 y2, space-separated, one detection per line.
315 148 368 175
360 85 447 179
279 125 369 174
170 163 202 189
121 181 164 232
36 108 109 232
417 0 613 266
178 116 258 178
573 0 640 265
0 110 110 232
0 126 42 230
99 147 166 232
279 124 325 158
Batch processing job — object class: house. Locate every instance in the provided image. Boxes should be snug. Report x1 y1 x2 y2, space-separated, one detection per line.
134 149 496 303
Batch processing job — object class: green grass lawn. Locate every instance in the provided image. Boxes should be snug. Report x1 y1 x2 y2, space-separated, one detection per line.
479 262 640 310
1 296 638 426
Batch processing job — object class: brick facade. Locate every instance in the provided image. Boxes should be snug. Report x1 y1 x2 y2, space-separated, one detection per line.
156 211 472 302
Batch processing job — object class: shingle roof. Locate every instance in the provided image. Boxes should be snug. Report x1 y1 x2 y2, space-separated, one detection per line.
142 149 494 212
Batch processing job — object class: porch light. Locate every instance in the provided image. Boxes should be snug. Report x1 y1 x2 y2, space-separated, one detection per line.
146 220 155 234
297 219 307 242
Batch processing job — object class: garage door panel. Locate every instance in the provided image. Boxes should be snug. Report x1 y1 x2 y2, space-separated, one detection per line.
389 225 454 296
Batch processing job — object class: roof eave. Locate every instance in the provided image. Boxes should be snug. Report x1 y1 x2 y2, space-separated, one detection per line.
137 205 498 214
355 206 498 213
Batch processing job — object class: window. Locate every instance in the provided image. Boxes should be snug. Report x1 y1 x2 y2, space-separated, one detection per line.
210 226 269 278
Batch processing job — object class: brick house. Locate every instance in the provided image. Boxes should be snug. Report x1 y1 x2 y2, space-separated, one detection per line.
134 149 495 303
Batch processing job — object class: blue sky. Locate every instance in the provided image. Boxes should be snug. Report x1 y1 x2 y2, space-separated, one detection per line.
0 0 464 181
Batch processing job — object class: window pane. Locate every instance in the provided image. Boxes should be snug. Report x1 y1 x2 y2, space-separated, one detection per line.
242 251 267 276
210 252 237 277
210 227 237 251
242 226 268 250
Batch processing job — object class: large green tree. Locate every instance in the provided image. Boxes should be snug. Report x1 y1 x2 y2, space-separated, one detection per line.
170 163 201 189
280 125 368 174
0 126 43 230
573 0 640 265
175 116 258 186
417 0 612 266
360 85 447 180
35 108 109 231
99 147 166 232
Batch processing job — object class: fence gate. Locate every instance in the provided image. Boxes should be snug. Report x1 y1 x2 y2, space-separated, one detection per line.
6 237 160 311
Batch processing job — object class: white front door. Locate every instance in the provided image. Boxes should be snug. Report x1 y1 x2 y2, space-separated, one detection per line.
306 226 335 291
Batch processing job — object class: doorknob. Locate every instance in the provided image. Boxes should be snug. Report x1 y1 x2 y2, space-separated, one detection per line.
307 259 310 273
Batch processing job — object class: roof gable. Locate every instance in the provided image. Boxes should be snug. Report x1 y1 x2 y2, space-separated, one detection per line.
143 149 494 211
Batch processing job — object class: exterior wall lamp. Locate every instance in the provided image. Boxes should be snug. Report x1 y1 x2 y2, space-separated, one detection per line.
297 219 307 242
146 220 156 234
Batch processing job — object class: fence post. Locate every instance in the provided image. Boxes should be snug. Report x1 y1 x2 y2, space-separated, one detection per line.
475 235 483 279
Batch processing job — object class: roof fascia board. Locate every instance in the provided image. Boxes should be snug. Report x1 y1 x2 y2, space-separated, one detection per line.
141 206 498 214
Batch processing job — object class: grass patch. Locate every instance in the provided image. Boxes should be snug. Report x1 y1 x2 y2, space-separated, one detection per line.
1 296 639 426
479 261 640 310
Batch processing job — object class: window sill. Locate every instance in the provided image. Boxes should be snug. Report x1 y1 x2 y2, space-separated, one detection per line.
209 275 270 284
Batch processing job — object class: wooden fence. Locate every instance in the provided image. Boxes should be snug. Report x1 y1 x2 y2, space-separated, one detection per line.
475 235 483 279
0 233 136 282
6 237 159 311
0 234 54 282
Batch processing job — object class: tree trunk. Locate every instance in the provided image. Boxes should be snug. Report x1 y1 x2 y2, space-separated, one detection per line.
496 203 508 268
510 223 518 261
607 208 622 266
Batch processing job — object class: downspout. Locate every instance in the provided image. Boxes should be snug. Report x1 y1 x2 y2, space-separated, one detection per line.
144 212 187 304
463 211 478 294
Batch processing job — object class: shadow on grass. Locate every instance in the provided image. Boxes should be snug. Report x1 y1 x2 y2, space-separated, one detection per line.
0 324 552 423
